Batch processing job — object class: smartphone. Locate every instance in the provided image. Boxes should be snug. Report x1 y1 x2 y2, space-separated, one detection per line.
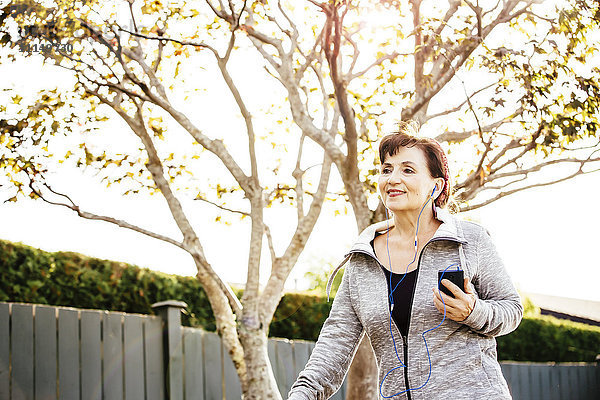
438 270 464 298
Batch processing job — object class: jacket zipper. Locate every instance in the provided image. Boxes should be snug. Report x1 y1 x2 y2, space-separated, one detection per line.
349 236 464 399
405 236 464 398
403 253 421 400
402 335 411 400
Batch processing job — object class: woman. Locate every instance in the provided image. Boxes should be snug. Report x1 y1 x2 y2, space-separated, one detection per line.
287 123 523 400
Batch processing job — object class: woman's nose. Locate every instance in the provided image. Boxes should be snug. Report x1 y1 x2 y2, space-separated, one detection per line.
387 169 403 184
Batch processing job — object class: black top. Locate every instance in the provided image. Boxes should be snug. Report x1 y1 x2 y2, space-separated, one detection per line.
371 233 418 337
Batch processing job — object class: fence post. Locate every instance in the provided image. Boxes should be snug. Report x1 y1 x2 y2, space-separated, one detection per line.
152 300 187 400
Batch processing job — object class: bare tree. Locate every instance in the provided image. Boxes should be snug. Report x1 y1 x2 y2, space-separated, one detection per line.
1 1 339 398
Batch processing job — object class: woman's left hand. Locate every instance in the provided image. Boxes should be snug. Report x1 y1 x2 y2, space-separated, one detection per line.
432 277 477 322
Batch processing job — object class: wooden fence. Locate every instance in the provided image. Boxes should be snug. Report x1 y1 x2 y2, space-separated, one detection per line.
500 362 599 400
0 301 597 399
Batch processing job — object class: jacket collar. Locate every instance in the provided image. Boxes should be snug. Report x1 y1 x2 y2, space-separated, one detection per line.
326 206 467 300
349 206 468 256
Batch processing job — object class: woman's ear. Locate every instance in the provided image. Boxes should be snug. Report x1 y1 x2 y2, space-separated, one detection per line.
439 178 446 193
434 178 445 199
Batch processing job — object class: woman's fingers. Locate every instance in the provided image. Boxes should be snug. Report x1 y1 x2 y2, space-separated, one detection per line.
440 279 465 299
432 279 476 321
463 277 475 295
432 287 455 313
432 288 446 313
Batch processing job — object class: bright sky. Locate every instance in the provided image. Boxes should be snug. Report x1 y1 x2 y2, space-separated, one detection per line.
1 0 599 303
1 164 598 302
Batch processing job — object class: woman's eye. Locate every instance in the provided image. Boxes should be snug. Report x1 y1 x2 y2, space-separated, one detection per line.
382 167 413 174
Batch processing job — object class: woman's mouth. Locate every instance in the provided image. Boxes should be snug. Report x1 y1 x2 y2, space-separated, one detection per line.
387 189 405 197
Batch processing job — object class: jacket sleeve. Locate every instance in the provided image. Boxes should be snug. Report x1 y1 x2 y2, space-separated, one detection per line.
461 227 523 337
287 263 364 400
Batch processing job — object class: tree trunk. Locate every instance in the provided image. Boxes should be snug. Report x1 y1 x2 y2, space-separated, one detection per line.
238 328 282 400
343 189 380 399
345 335 379 399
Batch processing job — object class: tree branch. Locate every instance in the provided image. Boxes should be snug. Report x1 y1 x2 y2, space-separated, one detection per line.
342 29 359 79
194 194 250 216
277 0 299 43
434 107 523 143
223 4 346 169
138 105 244 316
425 0 461 49
81 22 256 202
410 0 425 100
460 163 600 211
223 0 248 62
293 134 306 219
347 51 410 81
118 28 219 55
240 18 285 53
29 179 185 250
260 149 333 325
439 51 484 141
403 0 524 120
323 1 359 177
295 26 324 84
486 154 600 183
264 223 277 264
205 0 230 20
487 121 538 175
425 80 498 121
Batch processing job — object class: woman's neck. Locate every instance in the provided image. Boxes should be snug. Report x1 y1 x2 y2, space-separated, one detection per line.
390 207 441 241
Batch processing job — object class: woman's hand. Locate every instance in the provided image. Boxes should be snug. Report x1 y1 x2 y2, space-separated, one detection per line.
432 277 477 322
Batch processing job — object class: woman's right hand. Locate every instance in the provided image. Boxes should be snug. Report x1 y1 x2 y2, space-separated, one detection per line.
432 277 477 322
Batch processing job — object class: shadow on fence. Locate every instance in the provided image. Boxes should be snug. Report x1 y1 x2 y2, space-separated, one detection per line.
0 301 597 399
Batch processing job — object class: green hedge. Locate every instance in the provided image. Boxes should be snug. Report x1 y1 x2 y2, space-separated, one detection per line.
497 315 600 362
1 239 599 362
0 239 216 330
269 291 334 340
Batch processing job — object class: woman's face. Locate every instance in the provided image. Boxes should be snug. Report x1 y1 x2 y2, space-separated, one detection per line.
378 146 440 214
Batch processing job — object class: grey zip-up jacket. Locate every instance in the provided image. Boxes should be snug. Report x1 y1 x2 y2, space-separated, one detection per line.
287 207 523 400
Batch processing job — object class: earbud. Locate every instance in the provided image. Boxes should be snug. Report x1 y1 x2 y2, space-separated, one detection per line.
431 186 437 198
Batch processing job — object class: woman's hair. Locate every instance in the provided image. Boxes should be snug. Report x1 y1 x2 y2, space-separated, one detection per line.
378 121 456 211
